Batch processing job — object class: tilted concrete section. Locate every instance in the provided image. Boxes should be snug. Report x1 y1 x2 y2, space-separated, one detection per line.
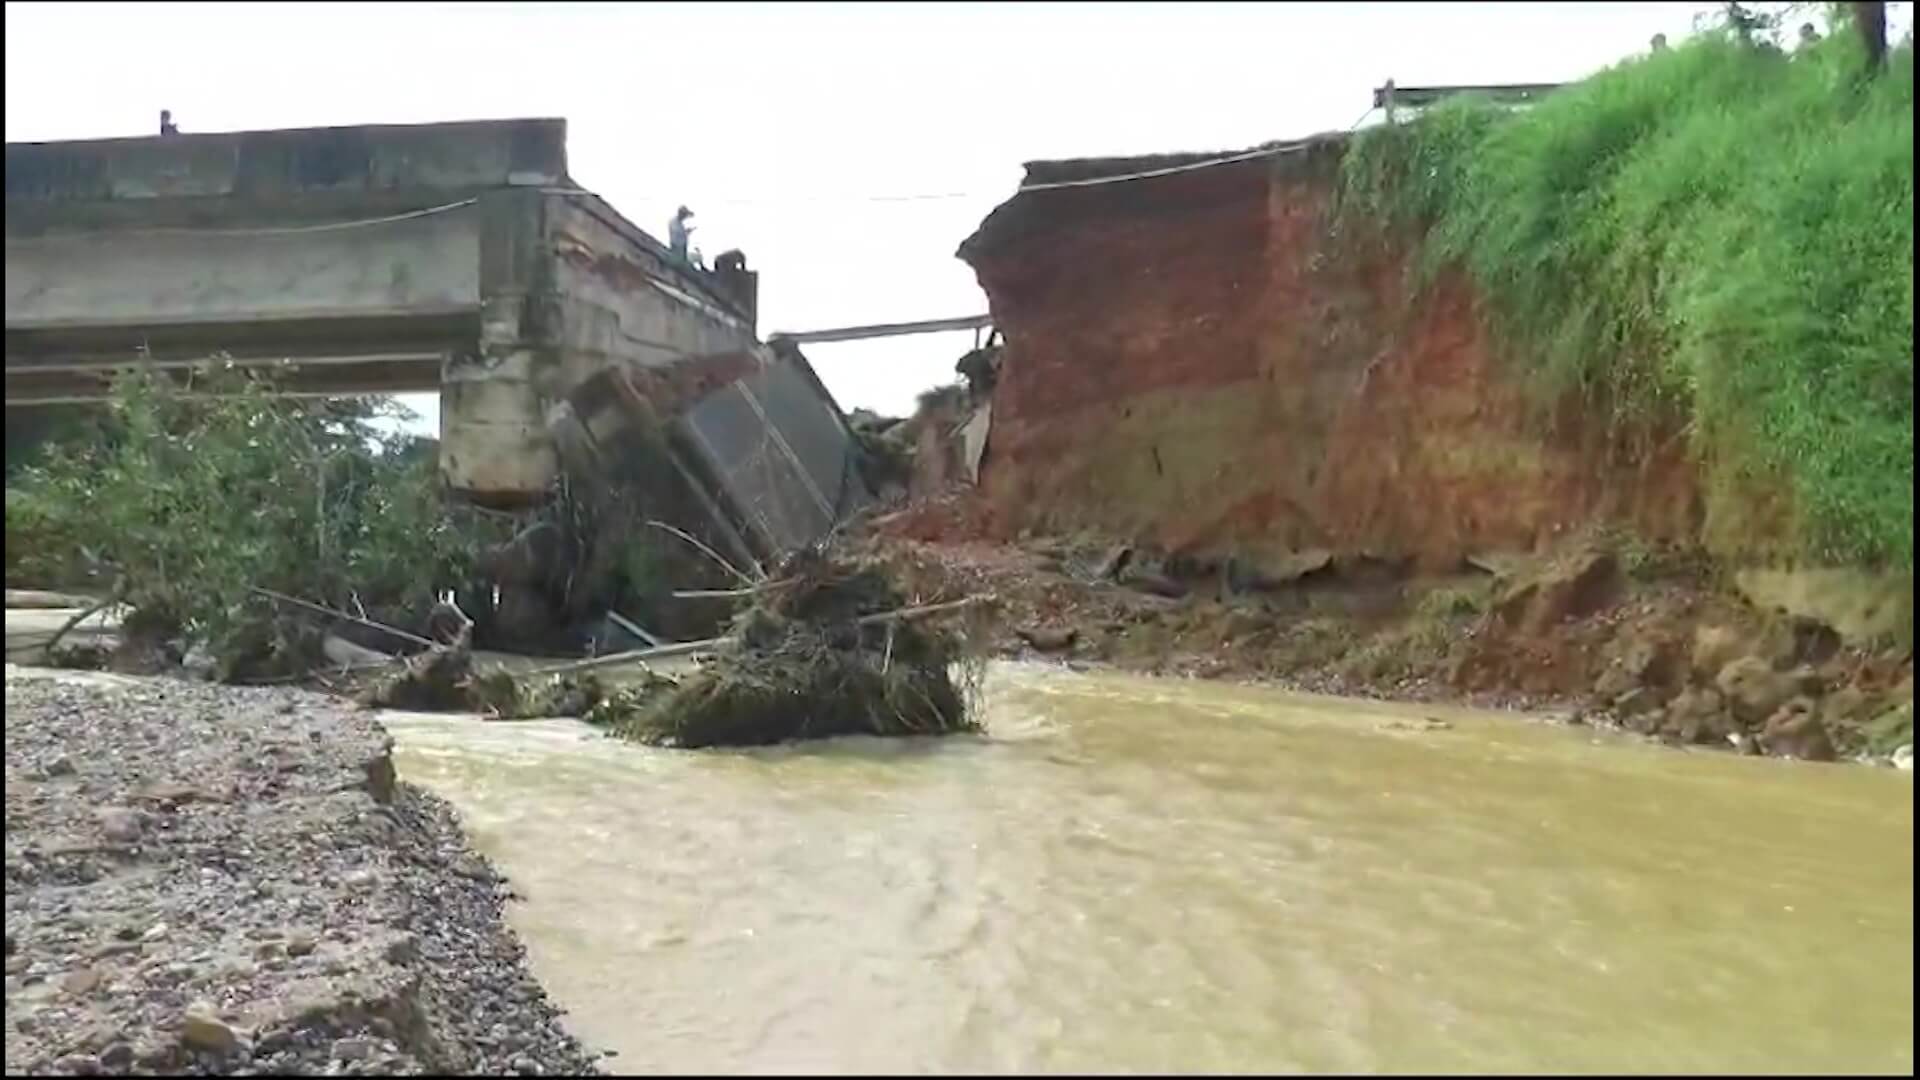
5 118 769 506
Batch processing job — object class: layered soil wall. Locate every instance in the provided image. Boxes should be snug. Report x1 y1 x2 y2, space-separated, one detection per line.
957 139 1702 572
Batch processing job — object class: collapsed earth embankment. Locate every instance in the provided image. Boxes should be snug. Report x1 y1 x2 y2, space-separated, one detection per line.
883 27 1914 763
956 136 1701 569
955 31 1911 578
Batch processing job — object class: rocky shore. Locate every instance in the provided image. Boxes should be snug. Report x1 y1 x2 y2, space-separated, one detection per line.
3 667 604 1076
857 532 1915 767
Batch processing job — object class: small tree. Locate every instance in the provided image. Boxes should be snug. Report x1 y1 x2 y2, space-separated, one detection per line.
6 361 503 675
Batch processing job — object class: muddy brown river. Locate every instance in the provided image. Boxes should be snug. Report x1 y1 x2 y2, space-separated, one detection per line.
385 663 1913 1074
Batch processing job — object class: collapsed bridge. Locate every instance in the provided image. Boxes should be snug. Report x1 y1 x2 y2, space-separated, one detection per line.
3 118 816 505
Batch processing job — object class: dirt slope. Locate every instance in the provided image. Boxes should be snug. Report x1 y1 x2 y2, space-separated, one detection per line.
957 137 1701 572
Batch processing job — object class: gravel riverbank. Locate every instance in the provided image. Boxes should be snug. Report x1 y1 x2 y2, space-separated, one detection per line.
3 666 604 1076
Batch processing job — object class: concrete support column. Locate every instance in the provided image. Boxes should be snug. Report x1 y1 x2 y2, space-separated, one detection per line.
440 189 557 504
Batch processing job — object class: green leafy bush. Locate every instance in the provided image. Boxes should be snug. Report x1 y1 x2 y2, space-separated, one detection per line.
6 364 503 668
1341 20 1913 567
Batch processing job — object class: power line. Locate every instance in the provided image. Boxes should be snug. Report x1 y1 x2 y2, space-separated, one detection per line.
1010 111 1376 194
615 113 1385 205
53 197 483 239
56 110 1390 237
617 188 991 208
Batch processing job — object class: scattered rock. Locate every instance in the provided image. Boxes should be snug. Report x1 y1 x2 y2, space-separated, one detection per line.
1759 698 1836 762
137 782 210 808
331 1036 374 1061
1715 656 1796 727
1820 685 1875 727
1763 614 1842 670
1619 634 1680 689
97 1043 134 1070
286 932 318 958
1494 549 1622 634
1892 745 1914 771
1784 665 1827 698
1122 568 1188 599
1683 711 1734 745
1238 548 1334 590
94 808 142 845
383 934 420 965
178 1003 241 1055
1658 686 1731 745
60 967 101 995
72 1019 124 1052
45 755 77 778
1591 663 1639 705
1691 625 1747 682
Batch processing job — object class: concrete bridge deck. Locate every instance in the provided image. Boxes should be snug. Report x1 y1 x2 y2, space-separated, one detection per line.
5 118 765 502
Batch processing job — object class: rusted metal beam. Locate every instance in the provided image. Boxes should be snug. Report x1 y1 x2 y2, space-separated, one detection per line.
767 314 991 345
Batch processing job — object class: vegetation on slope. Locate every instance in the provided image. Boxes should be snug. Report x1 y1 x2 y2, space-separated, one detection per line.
1340 10 1913 568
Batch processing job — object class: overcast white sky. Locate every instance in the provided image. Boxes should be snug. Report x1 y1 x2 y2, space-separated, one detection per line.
11 1 1904 432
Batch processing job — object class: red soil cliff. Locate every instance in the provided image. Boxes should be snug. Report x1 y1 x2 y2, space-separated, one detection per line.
956 137 1703 571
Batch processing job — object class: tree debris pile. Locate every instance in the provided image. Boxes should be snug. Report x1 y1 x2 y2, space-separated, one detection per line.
354 635 474 712
611 554 984 748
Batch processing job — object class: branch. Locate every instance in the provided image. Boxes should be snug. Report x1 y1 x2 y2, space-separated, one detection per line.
247 587 437 650
669 578 798 600
38 583 127 658
523 594 993 677
21 595 120 657
646 520 762 586
604 609 666 648
525 635 729 677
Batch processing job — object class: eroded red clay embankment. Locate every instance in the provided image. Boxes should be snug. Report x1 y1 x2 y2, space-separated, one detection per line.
954 137 1702 571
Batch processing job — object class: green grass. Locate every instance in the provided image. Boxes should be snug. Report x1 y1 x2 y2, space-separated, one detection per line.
1413 582 1491 620
1341 24 1913 568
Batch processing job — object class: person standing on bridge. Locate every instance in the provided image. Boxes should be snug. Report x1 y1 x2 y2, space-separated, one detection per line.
669 206 696 264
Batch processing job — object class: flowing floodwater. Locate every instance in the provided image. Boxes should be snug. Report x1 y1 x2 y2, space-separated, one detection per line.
385 663 1913 1075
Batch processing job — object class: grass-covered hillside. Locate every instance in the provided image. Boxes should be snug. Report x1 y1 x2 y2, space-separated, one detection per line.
1341 15 1913 569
